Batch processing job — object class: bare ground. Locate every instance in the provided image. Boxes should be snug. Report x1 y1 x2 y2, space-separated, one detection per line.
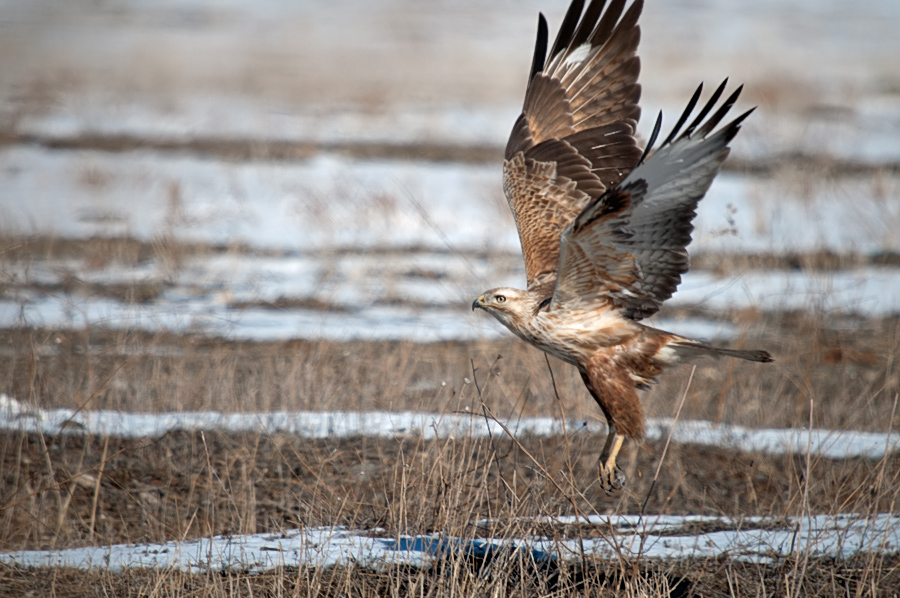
2 554 900 598
1 307 897 431
1 243 899 596
2 423 899 596
2 429 899 552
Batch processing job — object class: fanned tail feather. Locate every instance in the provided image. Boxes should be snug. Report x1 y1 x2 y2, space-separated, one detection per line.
673 341 773 363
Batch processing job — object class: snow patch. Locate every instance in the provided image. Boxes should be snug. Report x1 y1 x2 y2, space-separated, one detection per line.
2 395 896 460
3 149 900 256
2 514 898 571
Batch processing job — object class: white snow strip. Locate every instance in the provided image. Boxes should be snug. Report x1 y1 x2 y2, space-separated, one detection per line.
0 290 740 344
0 149 512 253
2 147 900 256
670 268 900 317
0 294 740 344
544 513 900 563
2 514 898 571
0 293 490 343
1 395 896 460
0 527 420 573
2 252 900 345
18 99 900 167
645 420 900 460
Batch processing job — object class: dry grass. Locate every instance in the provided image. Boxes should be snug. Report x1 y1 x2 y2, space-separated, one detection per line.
3 2 899 592
0 313 899 595
0 306 897 432
1 237 899 595
1 424 899 595
2 429 899 551
1 555 899 598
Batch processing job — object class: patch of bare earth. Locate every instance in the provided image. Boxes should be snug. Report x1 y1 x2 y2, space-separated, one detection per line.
2 239 899 596
1 555 900 597
0 307 896 429
2 430 899 551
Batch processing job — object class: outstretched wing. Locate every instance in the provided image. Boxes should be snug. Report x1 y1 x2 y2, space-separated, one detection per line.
552 81 753 319
504 0 644 296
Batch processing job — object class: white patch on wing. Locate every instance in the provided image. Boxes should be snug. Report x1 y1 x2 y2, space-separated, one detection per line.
654 345 681 366
563 44 591 66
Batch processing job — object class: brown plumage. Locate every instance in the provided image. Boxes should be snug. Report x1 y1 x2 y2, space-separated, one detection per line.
473 0 772 492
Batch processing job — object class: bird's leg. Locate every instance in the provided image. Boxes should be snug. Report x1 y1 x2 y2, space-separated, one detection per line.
598 426 626 493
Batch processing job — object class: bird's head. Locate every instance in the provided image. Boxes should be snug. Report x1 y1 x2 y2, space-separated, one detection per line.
472 287 535 330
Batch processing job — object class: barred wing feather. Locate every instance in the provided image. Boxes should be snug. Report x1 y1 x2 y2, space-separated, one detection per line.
503 0 644 293
552 82 753 319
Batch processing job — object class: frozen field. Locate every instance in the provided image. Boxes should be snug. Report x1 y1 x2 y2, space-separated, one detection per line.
5 514 899 571
2 0 900 344
3 395 897 459
2 0 900 343
1 0 899 594
3 0 900 160
1 147 899 341
2 394 899 570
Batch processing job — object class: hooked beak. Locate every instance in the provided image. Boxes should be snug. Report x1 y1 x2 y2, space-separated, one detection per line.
472 295 485 311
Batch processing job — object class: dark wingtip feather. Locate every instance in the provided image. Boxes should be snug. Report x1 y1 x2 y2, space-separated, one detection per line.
715 105 756 145
570 0 607 49
662 82 703 146
548 0 584 60
694 82 744 138
734 105 756 126
636 110 662 166
683 78 728 139
617 0 643 33
589 0 627 46
529 14 550 82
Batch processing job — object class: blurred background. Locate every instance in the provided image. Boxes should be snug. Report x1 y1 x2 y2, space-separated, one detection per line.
0 0 899 353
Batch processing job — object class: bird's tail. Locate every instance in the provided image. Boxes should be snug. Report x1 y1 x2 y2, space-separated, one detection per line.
671 340 773 363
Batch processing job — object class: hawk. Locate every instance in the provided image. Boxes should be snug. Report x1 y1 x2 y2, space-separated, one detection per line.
472 0 772 492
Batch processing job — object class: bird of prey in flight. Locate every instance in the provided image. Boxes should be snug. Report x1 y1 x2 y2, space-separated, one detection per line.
472 0 772 492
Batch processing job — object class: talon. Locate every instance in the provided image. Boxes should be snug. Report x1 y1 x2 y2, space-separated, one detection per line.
598 463 626 493
597 430 626 493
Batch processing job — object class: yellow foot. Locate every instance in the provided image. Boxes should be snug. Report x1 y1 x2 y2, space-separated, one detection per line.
598 462 626 493
597 432 626 493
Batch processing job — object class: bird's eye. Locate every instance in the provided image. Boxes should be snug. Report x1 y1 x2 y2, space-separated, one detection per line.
495 295 506 303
